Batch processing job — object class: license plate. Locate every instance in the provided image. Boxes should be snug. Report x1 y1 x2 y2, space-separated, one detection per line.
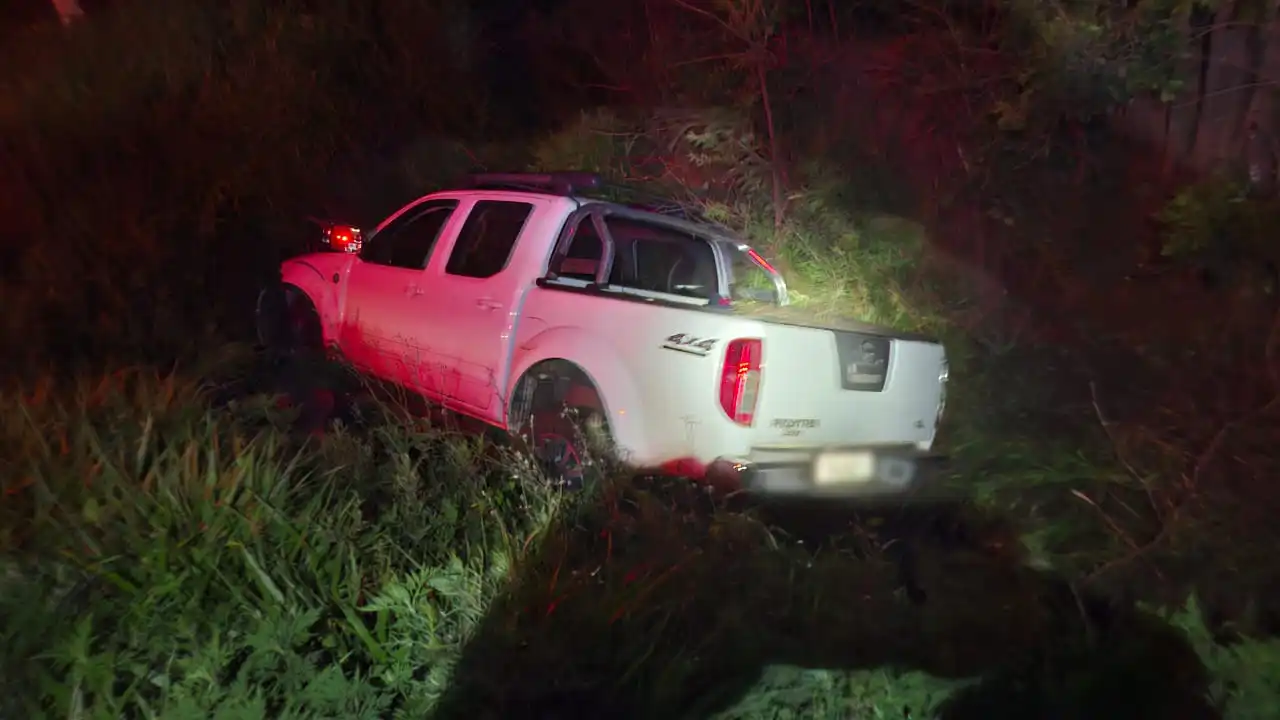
813 450 876 485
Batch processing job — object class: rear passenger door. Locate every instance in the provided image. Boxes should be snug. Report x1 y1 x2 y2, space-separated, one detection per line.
418 197 539 419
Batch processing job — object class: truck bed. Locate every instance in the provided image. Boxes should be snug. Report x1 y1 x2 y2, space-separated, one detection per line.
725 300 936 342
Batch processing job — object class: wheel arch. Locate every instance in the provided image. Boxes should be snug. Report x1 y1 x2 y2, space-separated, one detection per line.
256 281 324 351
506 329 651 461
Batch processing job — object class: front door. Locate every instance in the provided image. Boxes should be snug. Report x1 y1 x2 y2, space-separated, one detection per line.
419 198 539 419
337 199 459 393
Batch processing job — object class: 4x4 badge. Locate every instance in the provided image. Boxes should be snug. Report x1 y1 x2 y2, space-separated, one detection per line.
662 333 717 356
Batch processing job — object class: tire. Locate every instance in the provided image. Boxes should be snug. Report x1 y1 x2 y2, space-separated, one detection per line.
525 405 610 490
256 284 323 360
510 363 612 490
256 285 336 434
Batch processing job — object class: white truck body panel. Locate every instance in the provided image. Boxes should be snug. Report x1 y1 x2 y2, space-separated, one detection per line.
509 286 945 469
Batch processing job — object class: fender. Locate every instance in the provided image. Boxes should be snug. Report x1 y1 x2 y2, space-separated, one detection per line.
279 253 354 345
507 325 653 463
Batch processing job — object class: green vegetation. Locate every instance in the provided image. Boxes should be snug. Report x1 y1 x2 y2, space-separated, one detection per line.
0 363 1262 719
4 0 1280 717
1156 178 1280 295
0 364 562 717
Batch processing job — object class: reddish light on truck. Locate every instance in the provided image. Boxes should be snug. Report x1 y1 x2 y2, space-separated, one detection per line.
747 248 776 274
719 338 762 426
323 224 363 253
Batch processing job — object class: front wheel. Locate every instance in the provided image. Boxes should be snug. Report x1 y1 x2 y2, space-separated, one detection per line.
255 284 338 434
256 284 323 359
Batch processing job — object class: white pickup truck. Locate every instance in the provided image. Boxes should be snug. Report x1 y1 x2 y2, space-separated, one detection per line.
257 172 949 497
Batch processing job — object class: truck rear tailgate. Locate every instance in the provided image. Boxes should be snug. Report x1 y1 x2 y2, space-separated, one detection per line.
751 319 947 452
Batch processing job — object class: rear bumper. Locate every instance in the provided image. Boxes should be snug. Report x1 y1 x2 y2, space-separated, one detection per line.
706 444 952 500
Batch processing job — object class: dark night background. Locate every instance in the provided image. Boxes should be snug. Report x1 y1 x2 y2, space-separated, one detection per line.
2 0 1280 718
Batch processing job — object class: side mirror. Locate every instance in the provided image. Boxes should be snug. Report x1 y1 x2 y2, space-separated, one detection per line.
321 223 363 254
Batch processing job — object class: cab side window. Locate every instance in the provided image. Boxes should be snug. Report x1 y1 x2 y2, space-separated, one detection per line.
360 200 458 270
605 218 718 300
547 214 718 300
552 217 605 282
445 200 534 279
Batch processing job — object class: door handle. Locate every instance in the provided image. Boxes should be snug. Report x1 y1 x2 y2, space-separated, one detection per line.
406 283 424 297
476 297 501 311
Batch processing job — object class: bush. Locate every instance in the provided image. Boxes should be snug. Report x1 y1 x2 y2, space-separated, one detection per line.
529 108 941 333
1157 597 1280 720
1156 178 1280 291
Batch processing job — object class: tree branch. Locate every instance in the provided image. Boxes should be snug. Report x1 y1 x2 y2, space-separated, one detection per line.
668 0 749 42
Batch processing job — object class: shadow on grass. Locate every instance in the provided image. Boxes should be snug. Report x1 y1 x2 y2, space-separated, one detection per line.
428 477 1217 720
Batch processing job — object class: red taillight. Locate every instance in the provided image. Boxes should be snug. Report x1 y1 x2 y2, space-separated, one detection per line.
719 338 763 426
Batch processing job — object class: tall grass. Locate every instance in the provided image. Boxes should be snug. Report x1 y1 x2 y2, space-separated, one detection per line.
4 364 1279 718
0 362 999 718
0 368 564 717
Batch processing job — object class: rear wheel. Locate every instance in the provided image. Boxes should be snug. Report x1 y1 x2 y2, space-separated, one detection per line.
510 362 612 490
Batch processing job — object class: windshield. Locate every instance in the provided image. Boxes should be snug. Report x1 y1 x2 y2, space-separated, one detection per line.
725 243 788 306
